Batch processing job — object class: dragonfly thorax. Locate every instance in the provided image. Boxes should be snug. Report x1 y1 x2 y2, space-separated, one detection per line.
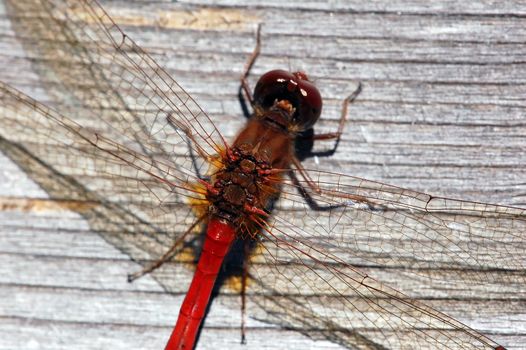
207 144 279 231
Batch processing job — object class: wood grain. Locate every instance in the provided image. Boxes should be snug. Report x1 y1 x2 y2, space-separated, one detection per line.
0 0 524 349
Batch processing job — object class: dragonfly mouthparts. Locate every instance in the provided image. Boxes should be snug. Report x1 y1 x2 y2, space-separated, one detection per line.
274 99 296 116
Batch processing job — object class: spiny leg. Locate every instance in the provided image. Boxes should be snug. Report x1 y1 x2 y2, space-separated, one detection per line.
166 113 214 181
289 156 372 211
127 215 206 282
290 82 363 207
299 82 362 157
239 238 253 344
240 24 262 106
287 163 343 211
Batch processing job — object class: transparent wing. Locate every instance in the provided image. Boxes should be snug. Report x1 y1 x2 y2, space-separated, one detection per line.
246 171 525 349
2 0 226 263
4 0 224 171
0 80 204 265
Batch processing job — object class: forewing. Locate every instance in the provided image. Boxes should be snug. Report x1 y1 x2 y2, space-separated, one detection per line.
1 0 229 269
4 0 224 172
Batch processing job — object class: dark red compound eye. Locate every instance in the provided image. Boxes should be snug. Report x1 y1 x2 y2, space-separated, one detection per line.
253 70 322 130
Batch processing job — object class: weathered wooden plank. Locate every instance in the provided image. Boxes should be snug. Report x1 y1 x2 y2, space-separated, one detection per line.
181 0 526 16
0 317 346 350
86 2 526 41
0 0 524 349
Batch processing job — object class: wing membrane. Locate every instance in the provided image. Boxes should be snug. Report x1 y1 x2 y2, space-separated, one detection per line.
4 0 224 171
0 80 200 264
247 173 525 348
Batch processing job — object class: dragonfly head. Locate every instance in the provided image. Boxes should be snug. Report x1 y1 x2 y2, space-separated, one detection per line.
253 70 322 131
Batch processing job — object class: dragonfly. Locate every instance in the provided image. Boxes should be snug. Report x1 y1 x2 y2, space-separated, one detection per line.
0 0 524 349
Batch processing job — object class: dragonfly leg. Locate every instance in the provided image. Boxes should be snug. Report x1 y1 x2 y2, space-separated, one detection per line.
298 82 362 157
239 239 251 344
290 156 372 211
240 24 262 106
288 160 342 211
291 155 321 194
166 113 211 180
127 215 206 282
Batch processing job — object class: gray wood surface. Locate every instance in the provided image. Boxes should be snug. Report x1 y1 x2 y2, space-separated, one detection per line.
0 1 525 349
